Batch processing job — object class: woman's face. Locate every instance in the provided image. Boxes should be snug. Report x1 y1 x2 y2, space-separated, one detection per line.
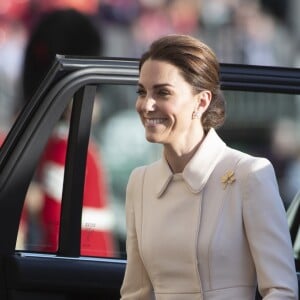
136 59 205 147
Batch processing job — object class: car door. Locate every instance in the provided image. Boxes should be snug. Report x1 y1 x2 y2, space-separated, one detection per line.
0 56 299 300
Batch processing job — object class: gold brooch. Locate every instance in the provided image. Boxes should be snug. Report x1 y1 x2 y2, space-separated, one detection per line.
221 170 236 189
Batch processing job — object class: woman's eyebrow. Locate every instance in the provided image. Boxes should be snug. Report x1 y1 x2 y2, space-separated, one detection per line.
137 83 173 89
153 83 173 89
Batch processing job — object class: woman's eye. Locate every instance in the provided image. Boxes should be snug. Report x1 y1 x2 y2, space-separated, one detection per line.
158 90 170 97
136 89 146 96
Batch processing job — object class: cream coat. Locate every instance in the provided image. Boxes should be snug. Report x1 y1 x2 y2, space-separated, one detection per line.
120 129 298 300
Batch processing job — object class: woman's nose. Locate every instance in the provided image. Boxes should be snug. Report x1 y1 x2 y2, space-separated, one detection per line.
142 97 156 112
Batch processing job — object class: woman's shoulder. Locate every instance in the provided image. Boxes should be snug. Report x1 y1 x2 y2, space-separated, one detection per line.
224 146 275 180
130 159 162 176
129 165 147 179
225 145 270 165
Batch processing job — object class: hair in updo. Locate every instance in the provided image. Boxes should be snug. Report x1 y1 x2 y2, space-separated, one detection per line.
139 34 226 132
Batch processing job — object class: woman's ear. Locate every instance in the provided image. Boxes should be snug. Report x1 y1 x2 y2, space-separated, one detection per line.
196 90 212 113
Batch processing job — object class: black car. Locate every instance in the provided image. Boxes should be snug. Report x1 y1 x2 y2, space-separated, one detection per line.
0 56 299 299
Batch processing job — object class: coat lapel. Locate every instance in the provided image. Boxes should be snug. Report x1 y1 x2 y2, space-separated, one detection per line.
154 129 227 198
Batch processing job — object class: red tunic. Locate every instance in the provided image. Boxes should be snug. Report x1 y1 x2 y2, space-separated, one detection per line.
38 124 115 256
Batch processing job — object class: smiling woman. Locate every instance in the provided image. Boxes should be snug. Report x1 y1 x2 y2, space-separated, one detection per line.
120 34 298 300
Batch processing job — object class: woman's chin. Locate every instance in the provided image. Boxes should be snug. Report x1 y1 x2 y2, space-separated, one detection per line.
145 134 161 144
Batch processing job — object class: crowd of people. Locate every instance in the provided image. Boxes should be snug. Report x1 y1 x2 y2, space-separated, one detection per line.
0 0 299 130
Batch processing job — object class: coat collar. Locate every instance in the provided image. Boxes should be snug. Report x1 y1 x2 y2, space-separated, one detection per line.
156 128 226 197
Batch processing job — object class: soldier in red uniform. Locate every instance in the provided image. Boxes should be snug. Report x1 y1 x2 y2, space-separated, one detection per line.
21 9 115 256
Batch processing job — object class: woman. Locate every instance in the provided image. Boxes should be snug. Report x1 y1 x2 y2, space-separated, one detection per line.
120 34 298 299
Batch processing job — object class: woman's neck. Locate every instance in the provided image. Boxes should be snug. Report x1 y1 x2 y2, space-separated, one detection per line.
163 135 205 173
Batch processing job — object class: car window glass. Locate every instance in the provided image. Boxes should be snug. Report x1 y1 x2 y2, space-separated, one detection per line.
287 191 300 260
221 91 300 210
16 102 73 253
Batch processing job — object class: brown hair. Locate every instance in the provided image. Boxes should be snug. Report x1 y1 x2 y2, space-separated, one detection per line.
139 34 225 131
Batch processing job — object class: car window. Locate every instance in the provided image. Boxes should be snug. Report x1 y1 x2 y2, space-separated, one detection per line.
222 90 300 209
16 86 300 259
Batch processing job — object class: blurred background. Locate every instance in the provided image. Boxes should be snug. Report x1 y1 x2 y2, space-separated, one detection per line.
1 0 300 255
1 0 300 130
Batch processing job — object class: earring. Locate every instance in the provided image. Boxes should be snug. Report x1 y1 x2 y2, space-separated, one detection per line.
192 111 201 119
